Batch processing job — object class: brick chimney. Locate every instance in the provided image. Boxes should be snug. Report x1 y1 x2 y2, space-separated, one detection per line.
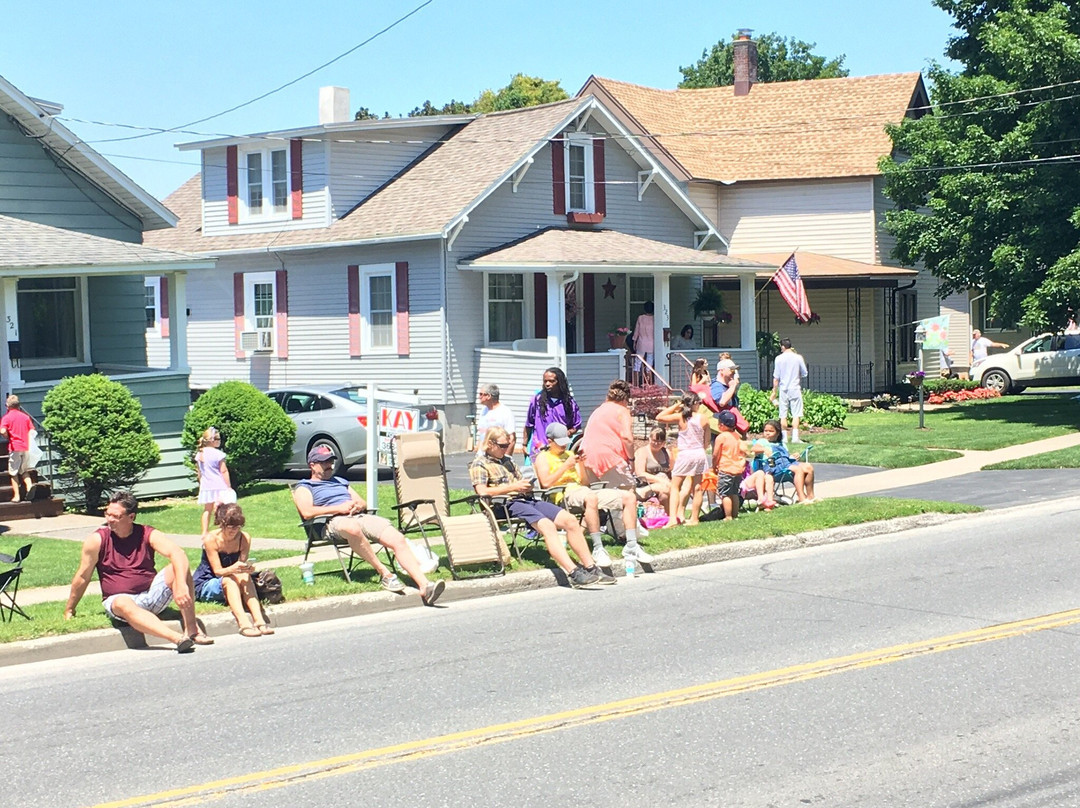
319 86 350 124
733 29 758 96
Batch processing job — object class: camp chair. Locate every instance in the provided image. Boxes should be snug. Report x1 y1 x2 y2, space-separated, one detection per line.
0 566 28 621
774 445 814 505
433 499 508 579
487 494 535 560
291 485 394 583
0 543 31 566
389 432 449 557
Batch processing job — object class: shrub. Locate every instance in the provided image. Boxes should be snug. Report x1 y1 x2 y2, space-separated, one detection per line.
802 390 848 429
736 386 777 433
631 385 672 420
927 388 1001 404
42 374 161 512
182 381 295 489
923 378 980 394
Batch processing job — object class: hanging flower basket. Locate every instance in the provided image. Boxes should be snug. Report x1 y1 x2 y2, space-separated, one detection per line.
906 371 926 388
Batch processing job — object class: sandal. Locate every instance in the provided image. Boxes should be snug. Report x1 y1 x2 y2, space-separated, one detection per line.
189 632 215 646
255 623 275 635
239 626 261 638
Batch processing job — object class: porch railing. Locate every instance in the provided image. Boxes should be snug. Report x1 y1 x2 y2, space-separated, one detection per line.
808 363 875 395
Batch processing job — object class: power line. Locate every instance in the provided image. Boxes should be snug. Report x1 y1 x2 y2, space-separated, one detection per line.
86 0 436 145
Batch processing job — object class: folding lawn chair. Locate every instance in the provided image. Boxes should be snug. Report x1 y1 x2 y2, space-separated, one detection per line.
0 566 28 622
0 543 31 566
291 486 394 583
390 432 452 559
774 444 813 505
433 499 509 579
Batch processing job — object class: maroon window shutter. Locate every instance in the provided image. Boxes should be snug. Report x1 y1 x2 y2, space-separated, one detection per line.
290 138 303 219
226 145 239 224
395 261 410 356
347 266 361 357
534 274 548 339
159 277 170 339
551 139 566 215
593 138 606 215
275 269 289 358
583 274 595 352
233 273 245 358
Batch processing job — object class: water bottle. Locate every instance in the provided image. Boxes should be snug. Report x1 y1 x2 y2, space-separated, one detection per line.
624 555 636 579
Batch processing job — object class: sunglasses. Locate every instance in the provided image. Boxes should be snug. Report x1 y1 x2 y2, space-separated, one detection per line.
494 442 511 449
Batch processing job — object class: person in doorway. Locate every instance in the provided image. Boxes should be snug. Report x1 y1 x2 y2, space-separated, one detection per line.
475 383 515 455
292 445 445 606
769 338 809 444
970 329 1008 365
0 394 35 503
633 302 655 385
64 490 212 653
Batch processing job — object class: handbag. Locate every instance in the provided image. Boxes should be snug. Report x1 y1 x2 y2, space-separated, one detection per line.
253 569 284 604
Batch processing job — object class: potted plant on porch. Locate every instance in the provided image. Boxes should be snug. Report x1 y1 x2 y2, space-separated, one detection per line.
607 325 631 350
691 285 725 320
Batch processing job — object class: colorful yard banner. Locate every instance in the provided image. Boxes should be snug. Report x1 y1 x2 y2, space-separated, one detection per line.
918 315 950 350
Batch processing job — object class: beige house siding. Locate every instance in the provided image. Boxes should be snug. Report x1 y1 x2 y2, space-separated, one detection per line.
718 178 878 261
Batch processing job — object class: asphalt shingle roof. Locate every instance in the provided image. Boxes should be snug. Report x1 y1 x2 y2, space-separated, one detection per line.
146 100 585 254
0 214 205 270
590 73 925 183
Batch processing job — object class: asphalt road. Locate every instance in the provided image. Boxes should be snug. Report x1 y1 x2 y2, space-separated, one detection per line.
6 497 1080 807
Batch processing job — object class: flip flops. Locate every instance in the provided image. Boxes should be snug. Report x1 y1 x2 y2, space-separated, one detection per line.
255 623 275 635
189 632 215 646
239 626 261 638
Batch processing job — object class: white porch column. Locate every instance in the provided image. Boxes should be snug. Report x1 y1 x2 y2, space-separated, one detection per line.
739 273 756 351
653 272 671 382
545 272 564 362
1 278 23 393
168 272 188 370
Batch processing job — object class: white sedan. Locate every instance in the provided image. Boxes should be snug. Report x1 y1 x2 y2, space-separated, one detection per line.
971 332 1080 394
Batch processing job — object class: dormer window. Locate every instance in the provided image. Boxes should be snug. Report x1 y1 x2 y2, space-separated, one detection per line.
242 147 290 220
566 134 594 213
551 133 605 223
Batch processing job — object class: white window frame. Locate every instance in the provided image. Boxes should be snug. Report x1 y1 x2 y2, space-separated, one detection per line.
243 271 276 352
144 276 162 336
627 276 652 326
484 272 530 346
238 145 291 222
564 132 595 213
16 275 89 367
360 263 397 354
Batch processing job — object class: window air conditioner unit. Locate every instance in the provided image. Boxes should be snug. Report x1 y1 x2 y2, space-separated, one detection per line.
240 331 259 351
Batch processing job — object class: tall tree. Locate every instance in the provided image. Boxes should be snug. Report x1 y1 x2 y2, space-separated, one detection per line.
678 32 848 88
881 0 1080 328
471 74 568 113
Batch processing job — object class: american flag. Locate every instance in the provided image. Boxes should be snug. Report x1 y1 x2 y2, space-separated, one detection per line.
773 253 812 322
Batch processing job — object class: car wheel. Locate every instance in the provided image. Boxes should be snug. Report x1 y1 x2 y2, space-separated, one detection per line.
981 369 1012 394
308 437 343 476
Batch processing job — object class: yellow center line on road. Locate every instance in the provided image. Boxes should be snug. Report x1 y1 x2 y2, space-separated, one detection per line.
91 607 1080 808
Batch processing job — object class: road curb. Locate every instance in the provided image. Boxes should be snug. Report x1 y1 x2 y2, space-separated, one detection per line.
0 511 967 669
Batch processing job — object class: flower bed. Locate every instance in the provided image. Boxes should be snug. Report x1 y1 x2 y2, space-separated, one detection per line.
927 387 1002 404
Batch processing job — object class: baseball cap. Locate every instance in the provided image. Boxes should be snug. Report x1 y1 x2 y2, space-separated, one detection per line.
718 410 737 428
307 445 337 464
717 358 739 371
545 422 572 447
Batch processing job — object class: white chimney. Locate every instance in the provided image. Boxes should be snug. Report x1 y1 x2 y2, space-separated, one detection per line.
319 86 350 124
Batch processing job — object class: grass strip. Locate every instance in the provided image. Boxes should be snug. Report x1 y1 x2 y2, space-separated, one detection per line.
984 445 1080 470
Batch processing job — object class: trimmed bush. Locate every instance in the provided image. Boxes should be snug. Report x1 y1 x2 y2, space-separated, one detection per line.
42 374 161 512
182 381 295 489
736 386 777 433
803 390 848 429
923 378 980 394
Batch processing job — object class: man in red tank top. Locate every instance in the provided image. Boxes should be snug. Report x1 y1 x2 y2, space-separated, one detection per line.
64 491 211 653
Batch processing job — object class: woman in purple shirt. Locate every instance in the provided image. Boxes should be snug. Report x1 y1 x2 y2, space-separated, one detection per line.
523 367 582 461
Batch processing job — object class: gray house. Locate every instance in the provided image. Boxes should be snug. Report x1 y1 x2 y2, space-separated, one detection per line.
0 75 212 503
146 89 771 452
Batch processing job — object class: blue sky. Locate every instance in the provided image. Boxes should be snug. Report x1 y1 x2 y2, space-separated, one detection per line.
4 0 959 201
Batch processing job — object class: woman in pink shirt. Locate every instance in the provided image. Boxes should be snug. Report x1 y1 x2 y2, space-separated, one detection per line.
633 302 655 385
581 380 637 490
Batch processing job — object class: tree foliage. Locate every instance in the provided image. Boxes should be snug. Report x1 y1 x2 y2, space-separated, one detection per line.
358 74 569 120
182 381 296 489
678 32 848 88
42 374 161 512
881 0 1080 328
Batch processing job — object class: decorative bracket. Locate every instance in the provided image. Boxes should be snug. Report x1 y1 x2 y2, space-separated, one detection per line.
637 169 657 201
694 230 714 250
446 215 469 252
512 157 534 193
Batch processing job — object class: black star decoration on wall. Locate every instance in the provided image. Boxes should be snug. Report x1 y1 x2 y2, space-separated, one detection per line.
602 277 616 298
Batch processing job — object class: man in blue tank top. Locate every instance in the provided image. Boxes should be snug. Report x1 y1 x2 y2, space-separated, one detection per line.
292 445 445 606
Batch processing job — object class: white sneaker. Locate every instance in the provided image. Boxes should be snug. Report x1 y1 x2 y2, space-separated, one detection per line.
624 545 654 564
592 546 612 567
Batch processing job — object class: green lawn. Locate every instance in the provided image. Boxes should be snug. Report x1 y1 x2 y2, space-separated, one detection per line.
984 445 1080 470
0 495 978 644
805 394 1078 468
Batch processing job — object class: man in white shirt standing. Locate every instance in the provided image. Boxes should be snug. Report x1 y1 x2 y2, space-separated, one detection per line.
970 329 1008 365
770 339 808 445
475 384 516 455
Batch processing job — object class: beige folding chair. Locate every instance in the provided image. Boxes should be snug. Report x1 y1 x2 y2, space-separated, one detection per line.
435 503 509 579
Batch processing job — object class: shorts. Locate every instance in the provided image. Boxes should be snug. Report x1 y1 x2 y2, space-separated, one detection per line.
7 451 30 476
716 472 741 499
778 391 804 419
563 486 627 514
505 498 566 528
195 577 225 603
102 569 174 621
633 352 654 372
326 513 393 544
